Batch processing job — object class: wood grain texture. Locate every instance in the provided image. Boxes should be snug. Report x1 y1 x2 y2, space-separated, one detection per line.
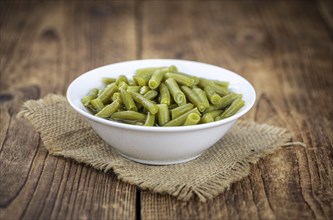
0 1 137 219
139 0 333 220
0 0 332 219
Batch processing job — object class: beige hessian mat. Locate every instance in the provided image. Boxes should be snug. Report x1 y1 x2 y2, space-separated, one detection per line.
18 94 301 202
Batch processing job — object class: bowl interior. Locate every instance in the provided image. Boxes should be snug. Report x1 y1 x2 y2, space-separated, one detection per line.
67 59 256 130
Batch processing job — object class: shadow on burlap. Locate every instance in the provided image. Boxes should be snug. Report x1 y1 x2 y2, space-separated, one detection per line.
18 94 303 202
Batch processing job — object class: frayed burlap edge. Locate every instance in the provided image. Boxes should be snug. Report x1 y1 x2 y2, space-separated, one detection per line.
18 94 306 202
111 124 303 202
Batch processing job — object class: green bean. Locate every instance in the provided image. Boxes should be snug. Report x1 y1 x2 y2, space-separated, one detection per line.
177 72 199 85
120 88 138 111
128 79 138 86
165 78 187 106
82 65 245 126
111 111 147 121
135 67 160 76
216 98 244 120
140 85 150 95
131 92 158 114
144 112 155 126
159 82 171 105
157 104 170 126
143 90 158 100
148 69 164 89
90 98 104 112
118 81 128 90
205 93 240 113
95 100 119 118
170 103 194 119
116 75 129 85
102 77 116 84
134 70 154 86
204 85 222 105
112 92 123 104
200 110 223 124
164 108 201 127
199 79 229 96
127 86 140 93
97 88 103 97
167 65 178 73
184 113 201 126
193 87 210 109
219 93 241 108
165 72 196 87
117 120 142 125
81 88 99 106
181 86 206 112
98 83 118 104
213 80 229 88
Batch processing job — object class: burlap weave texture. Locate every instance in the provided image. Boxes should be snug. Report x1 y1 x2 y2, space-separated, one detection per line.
18 94 294 202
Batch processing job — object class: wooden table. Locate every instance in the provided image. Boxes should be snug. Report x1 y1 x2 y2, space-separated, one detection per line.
1 0 332 219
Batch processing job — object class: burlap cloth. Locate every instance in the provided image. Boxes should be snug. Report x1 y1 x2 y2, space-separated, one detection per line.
18 94 299 202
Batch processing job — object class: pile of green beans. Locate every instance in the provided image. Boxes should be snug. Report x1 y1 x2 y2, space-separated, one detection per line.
81 65 244 126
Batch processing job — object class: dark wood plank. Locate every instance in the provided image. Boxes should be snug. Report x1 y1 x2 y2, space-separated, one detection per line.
140 0 333 219
0 1 137 219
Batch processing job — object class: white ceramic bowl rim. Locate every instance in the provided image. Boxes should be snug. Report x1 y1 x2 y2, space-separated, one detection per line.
67 59 256 133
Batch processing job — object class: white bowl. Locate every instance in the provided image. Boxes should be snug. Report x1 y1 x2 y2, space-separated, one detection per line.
67 59 256 165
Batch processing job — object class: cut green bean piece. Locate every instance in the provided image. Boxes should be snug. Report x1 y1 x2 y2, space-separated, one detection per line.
131 92 158 114
102 77 116 84
204 93 240 113
167 65 178 73
148 69 164 89
144 112 155 126
127 86 140 93
111 111 147 121
120 88 138 111
165 72 196 87
95 100 120 118
165 78 187 106
193 88 210 109
143 90 158 100
170 103 194 119
99 83 118 104
164 108 201 127
129 79 138 86
184 113 201 126
135 67 160 76
213 80 229 88
81 88 99 106
116 75 128 85
177 72 199 85
219 93 241 108
204 86 222 105
181 86 206 112
112 92 123 104
118 81 128 90
140 85 150 95
216 98 244 120
90 98 104 112
199 79 229 96
200 110 223 124
134 71 153 86
159 82 171 105
157 104 170 126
